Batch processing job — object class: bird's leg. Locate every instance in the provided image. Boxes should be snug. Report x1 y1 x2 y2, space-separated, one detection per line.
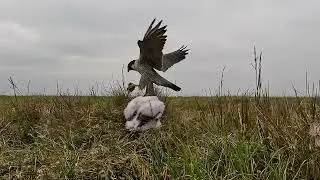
145 83 156 96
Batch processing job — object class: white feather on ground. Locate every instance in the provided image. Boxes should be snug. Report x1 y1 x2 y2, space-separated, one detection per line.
124 96 165 132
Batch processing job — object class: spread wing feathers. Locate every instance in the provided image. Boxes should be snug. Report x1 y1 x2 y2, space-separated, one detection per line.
160 45 189 72
137 19 167 69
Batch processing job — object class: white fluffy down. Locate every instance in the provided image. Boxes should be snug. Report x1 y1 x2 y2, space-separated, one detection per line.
124 96 165 131
128 86 146 97
124 96 159 120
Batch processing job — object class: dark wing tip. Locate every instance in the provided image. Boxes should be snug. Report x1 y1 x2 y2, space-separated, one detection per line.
179 45 190 55
149 18 156 28
143 18 157 39
169 83 181 91
155 20 163 28
143 18 166 39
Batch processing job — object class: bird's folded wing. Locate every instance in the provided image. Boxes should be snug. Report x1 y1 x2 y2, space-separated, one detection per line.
161 45 189 72
137 19 167 70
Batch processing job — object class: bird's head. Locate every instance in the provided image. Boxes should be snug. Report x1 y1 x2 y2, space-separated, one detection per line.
127 82 138 92
127 60 136 72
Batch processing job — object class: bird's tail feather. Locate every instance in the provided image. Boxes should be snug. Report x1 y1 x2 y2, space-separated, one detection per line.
152 71 181 91
168 83 181 91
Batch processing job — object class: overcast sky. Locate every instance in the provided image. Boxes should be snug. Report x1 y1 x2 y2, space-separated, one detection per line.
0 0 319 96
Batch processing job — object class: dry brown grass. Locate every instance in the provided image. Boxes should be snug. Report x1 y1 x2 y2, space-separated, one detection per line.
0 94 319 179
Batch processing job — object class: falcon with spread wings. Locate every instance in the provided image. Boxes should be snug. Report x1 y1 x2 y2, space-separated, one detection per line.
127 19 189 92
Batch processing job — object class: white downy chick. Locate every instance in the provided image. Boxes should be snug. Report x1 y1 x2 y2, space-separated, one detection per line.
124 96 165 132
124 96 159 120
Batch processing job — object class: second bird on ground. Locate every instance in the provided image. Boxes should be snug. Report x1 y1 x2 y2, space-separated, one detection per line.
127 18 190 93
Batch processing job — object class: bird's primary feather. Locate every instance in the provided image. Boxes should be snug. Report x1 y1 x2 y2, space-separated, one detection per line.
137 19 167 70
137 19 189 72
161 45 189 72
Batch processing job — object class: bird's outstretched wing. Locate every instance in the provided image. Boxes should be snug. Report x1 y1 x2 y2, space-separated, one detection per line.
137 18 167 70
160 45 189 72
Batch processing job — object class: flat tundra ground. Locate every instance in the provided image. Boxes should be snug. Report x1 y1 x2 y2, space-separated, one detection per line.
0 95 319 179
